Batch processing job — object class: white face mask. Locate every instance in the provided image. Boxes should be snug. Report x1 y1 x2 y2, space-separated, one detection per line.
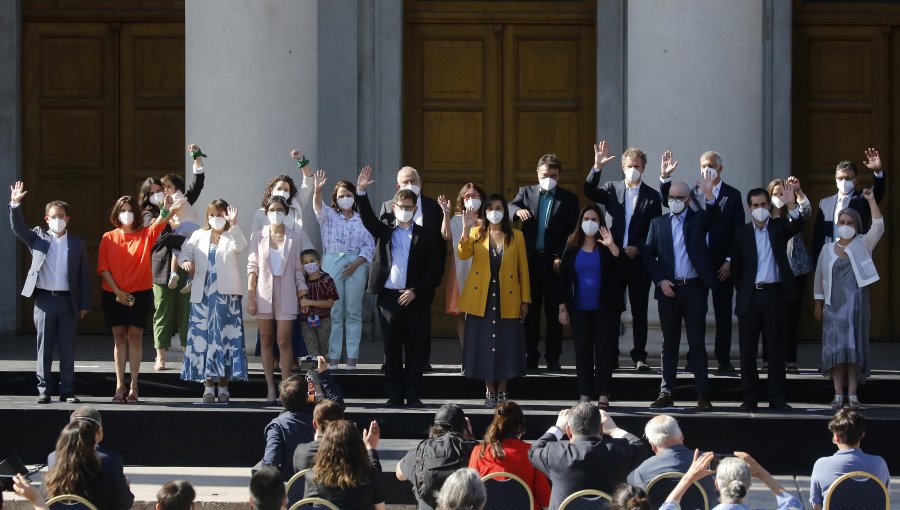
464 198 481 211
303 262 320 275
771 196 785 209
701 166 719 181
267 211 286 226
581 220 599 236
48 218 67 234
118 211 134 227
668 199 686 215
539 177 557 191
402 184 421 196
485 210 504 225
837 225 856 240
271 189 290 200
149 191 165 206
624 166 642 184
394 208 414 223
751 208 770 223
336 196 355 210
836 179 855 194
208 216 226 231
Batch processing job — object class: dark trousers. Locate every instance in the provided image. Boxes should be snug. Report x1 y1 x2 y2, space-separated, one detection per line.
34 291 77 395
422 287 436 365
762 273 806 364
738 287 788 404
377 289 426 402
658 283 710 396
712 277 735 365
618 256 651 363
571 309 620 398
525 254 563 366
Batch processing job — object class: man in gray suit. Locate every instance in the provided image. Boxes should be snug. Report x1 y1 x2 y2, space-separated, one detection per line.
9 181 91 404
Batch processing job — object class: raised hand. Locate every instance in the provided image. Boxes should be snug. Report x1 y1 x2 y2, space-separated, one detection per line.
661 150 679 178
290 149 303 160
314 169 327 193
363 420 381 449
594 140 616 169
863 147 882 172
699 169 715 198
863 187 875 202
786 175 801 192
10 181 27 204
782 180 797 207
598 226 614 247
462 208 478 228
187 144 206 160
437 195 452 214
357 165 374 192
224 205 238 224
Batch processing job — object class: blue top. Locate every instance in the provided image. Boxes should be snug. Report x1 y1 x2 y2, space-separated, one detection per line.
574 248 601 311
659 491 803 510
535 188 554 251
809 448 891 506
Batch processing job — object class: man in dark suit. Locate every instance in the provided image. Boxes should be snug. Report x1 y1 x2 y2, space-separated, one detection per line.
47 406 134 509
9 181 91 404
377 166 446 370
584 142 662 370
528 402 649 509
727 186 804 410
812 148 886 259
358 166 439 407
644 179 719 409
659 150 744 372
509 154 580 371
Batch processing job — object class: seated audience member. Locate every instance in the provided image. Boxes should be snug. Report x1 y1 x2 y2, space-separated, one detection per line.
44 420 122 510
436 468 487 510
47 406 134 509
397 404 478 510
468 401 551 510
528 403 649 509
157 480 195 510
13 474 49 510
661 451 802 510
611 483 651 510
259 356 343 480
626 415 716 497
250 466 286 510
304 420 385 510
809 409 890 509
293 398 346 473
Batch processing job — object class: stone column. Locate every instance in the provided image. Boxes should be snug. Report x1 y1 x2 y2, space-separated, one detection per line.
0 0 22 335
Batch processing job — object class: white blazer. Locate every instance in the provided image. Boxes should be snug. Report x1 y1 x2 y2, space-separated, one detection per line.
178 225 248 303
813 217 883 306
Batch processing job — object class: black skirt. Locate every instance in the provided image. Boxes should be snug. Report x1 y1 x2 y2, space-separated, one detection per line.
102 289 153 328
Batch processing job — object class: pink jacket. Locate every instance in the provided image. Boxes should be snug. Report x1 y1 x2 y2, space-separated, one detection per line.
247 228 308 316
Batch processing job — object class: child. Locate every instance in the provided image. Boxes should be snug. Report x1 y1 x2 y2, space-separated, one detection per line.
299 249 339 361
163 146 205 293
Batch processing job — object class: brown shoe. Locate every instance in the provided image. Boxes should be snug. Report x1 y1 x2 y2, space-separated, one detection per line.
650 392 674 408
697 395 714 410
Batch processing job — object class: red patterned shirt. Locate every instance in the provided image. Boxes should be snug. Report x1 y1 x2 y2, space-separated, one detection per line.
301 273 339 319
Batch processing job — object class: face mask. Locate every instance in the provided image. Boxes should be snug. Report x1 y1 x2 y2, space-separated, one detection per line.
464 198 481 211
149 191 165 206
751 208 770 223
485 210 504 224
48 218 67 234
336 196 355 210
581 220 599 236
395 208 414 223
771 196 785 209
837 225 856 240
539 177 557 191
836 179 855 194
701 166 719 181
402 184 421 196
624 166 642 184
272 189 290 200
668 199 686 215
208 216 227 231
118 211 135 227
303 262 320 275
267 211 286 225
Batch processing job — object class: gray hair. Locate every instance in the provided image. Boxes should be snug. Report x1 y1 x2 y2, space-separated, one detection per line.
436 468 486 510
716 457 751 503
700 151 723 167
644 415 682 448
568 402 601 437
837 207 864 234
397 166 421 184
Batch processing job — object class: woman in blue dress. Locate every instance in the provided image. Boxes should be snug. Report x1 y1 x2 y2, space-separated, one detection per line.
178 199 249 403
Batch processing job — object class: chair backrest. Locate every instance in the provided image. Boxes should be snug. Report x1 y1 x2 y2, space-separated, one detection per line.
646 471 710 510
824 470 889 510
481 471 535 510
286 468 310 507
558 489 613 510
46 495 99 510
288 497 339 510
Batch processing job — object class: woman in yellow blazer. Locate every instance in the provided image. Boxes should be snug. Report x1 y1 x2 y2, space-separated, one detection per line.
458 193 530 408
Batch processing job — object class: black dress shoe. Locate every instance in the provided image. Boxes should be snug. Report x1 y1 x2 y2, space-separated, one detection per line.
650 392 674 408
716 362 736 374
769 401 792 411
384 399 404 408
546 362 562 371
696 395 714 410
36 394 51 404
526 360 539 370
738 400 758 411
423 364 434 373
407 399 424 408
59 394 80 404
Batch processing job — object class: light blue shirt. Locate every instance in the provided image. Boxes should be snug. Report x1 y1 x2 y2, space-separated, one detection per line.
809 448 890 506
659 491 803 510
671 213 697 280
386 222 413 290
753 209 800 284
535 188 554 251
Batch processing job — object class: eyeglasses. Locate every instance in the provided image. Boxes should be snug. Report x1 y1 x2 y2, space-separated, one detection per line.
668 197 688 203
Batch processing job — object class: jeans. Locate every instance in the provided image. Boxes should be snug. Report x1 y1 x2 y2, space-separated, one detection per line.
322 251 369 360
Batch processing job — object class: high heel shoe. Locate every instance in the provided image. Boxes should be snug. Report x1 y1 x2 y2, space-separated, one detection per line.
126 387 139 404
112 387 126 404
848 395 861 410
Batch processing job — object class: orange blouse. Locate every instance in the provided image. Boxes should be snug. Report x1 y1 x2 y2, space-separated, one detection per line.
97 221 166 293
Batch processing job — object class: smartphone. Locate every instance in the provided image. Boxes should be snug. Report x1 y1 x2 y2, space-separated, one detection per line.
298 356 317 371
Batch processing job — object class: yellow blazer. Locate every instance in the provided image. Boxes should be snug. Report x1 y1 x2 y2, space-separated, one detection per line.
457 227 530 319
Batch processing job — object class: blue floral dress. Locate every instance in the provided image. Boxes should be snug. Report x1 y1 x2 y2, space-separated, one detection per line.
182 244 248 382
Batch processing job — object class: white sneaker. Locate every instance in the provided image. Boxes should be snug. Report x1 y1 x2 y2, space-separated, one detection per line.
179 278 192 294
167 273 180 289
327 364 339 371
202 389 215 403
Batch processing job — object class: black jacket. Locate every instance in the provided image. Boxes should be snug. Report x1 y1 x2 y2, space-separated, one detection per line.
143 172 205 284
660 179 743 265
48 447 134 510
583 171 662 253
557 244 625 312
379 193 447 288
509 184 580 263
643 204 721 299
812 173 886 259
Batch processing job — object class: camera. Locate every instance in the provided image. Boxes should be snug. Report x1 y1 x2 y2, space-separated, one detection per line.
298 356 317 371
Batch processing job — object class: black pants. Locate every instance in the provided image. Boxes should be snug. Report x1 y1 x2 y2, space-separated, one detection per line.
762 273 807 364
422 287 436 365
617 256 651 363
377 289 426 402
738 287 788 404
571 309 620 398
525 254 563 366
658 283 710 396
712 276 735 365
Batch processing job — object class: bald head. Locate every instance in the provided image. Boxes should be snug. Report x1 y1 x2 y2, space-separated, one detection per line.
397 166 421 189
670 181 691 198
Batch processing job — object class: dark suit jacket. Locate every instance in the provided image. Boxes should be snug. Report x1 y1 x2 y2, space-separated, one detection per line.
9 205 91 315
643 205 720 299
812 173 885 259
360 193 439 295
144 172 205 284
557 245 625 312
48 447 134 510
729 215 805 316
528 431 650 510
660 180 743 265
626 443 717 498
509 184 580 263
379 193 447 288
583 171 662 253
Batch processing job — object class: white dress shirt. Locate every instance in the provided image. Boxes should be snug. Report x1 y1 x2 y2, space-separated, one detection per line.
753 208 800 284
414 195 423 226
36 229 70 292
386 222 413 290
624 186 639 246
670 213 697 280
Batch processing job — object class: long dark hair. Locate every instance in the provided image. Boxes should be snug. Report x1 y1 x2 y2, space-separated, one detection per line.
312 420 371 489
45 420 100 499
479 401 525 460
260 174 297 208
138 177 163 216
478 193 514 247
566 203 607 248
109 195 143 231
